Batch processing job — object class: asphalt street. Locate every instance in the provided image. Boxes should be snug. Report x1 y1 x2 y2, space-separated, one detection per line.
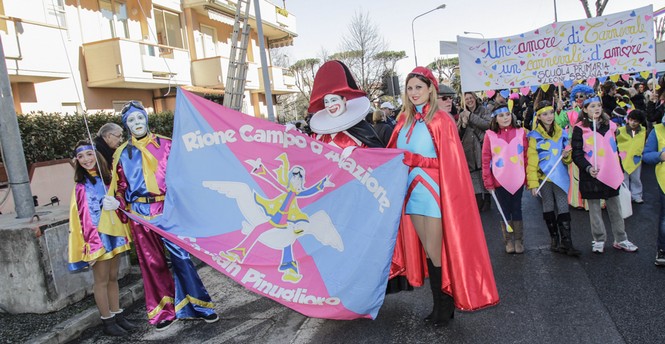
65 164 665 343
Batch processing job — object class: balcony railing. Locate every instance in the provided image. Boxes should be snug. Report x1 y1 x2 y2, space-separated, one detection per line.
183 0 297 39
258 66 297 94
0 16 71 82
83 38 191 89
191 56 229 89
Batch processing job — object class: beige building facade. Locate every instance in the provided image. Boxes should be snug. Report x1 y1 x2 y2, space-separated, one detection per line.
0 0 297 117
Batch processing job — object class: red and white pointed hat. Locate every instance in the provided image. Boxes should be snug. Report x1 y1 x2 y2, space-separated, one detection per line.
308 60 370 134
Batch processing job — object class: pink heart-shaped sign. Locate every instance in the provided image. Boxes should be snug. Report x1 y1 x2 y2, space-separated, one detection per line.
621 74 630 81
486 90 496 98
587 77 596 86
520 87 530 96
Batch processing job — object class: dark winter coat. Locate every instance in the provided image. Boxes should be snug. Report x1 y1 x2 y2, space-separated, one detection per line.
571 120 620 199
372 121 394 148
459 104 490 172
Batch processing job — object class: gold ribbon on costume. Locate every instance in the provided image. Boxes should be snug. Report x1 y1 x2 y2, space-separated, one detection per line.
132 134 161 194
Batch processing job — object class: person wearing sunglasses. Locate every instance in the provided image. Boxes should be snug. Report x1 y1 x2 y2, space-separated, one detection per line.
436 84 457 120
99 101 219 331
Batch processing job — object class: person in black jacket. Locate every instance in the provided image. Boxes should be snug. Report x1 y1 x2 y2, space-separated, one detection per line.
93 123 124 165
571 91 638 254
601 80 620 117
646 75 665 128
371 110 393 147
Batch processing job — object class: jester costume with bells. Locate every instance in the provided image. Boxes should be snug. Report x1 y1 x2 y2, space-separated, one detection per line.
99 103 216 327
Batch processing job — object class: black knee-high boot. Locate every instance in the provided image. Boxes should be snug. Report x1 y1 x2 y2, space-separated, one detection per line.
436 291 455 327
427 261 454 327
424 259 439 323
543 211 560 252
557 213 581 257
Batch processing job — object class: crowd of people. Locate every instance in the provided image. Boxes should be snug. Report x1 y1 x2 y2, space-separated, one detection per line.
66 62 665 336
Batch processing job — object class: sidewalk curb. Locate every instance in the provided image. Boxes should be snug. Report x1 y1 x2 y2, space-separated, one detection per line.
27 278 145 344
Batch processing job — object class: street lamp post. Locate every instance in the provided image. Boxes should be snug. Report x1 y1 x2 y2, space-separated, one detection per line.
411 4 446 66
463 31 485 38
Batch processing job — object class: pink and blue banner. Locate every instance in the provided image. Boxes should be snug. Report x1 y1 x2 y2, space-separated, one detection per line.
143 89 408 320
458 5 655 91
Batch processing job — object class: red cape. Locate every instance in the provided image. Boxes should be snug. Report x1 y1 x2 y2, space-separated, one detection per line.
387 110 499 311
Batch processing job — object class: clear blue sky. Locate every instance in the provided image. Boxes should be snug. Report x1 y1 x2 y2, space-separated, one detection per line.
280 0 663 77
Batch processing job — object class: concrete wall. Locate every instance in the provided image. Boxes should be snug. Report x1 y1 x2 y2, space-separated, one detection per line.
0 160 74 215
0 206 129 314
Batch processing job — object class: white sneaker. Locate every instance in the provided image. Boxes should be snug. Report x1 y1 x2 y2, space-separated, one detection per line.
613 240 638 252
592 241 605 253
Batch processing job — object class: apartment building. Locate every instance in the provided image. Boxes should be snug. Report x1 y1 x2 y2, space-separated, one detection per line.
0 0 297 117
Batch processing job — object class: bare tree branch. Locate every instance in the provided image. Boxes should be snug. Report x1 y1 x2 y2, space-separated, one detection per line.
596 0 609 16
339 10 387 102
579 0 592 18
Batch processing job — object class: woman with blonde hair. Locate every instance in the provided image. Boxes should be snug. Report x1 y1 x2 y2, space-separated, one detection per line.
387 67 498 327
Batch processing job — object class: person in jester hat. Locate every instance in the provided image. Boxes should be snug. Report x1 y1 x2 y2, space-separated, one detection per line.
68 140 135 337
388 67 498 327
307 60 411 292
616 109 647 204
307 60 384 148
482 104 529 254
527 101 580 256
571 91 638 254
99 101 218 331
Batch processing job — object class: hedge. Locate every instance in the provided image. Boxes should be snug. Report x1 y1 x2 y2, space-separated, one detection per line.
2 111 174 166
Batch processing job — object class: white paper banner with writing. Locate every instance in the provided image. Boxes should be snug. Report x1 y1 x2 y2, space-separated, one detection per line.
459 5 655 92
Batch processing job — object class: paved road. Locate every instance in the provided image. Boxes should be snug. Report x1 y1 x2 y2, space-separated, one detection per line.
72 165 665 344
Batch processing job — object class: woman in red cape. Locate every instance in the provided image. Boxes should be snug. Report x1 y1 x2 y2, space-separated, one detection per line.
387 67 499 326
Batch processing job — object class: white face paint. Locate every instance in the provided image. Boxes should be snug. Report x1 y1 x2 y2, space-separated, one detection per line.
126 111 148 137
324 94 347 117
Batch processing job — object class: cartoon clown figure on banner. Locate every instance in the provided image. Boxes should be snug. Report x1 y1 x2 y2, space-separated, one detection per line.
204 153 342 283
308 60 384 148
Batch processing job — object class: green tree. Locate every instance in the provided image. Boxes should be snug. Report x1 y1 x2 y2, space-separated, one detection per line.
428 57 459 84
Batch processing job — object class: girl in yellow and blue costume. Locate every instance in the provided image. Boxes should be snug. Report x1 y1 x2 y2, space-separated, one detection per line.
616 109 647 204
527 101 580 256
67 141 136 336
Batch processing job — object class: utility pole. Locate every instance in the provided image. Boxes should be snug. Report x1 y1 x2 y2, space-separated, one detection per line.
0 36 35 218
254 0 275 121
